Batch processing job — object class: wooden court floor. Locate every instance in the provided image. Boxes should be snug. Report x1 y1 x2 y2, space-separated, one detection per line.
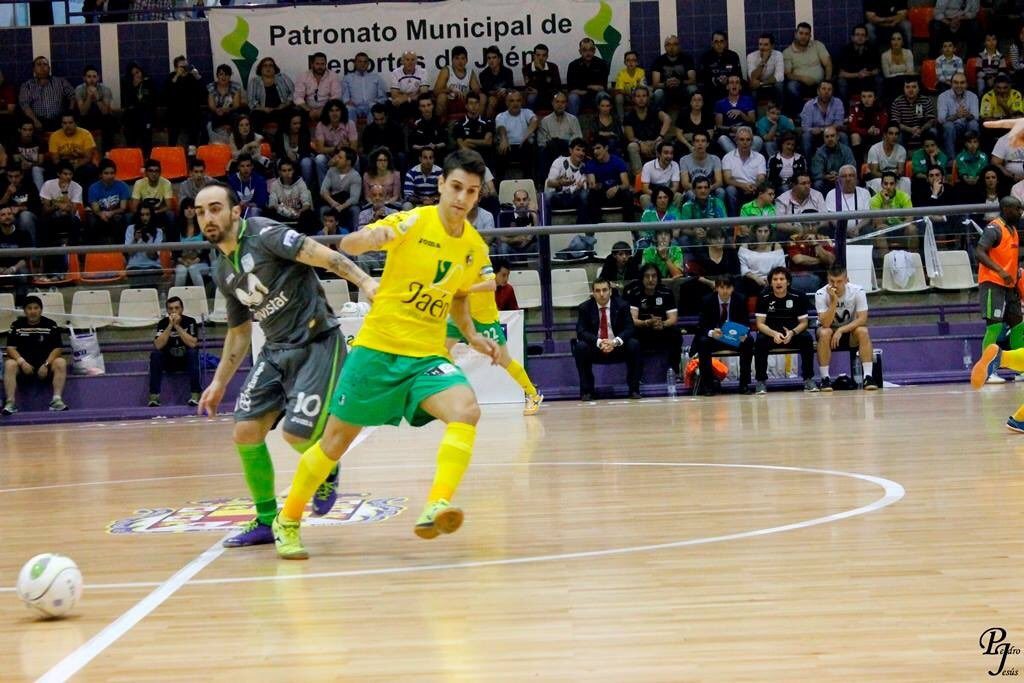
1 384 1023 682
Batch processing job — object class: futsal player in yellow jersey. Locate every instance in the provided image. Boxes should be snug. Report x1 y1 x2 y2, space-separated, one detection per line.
273 149 501 559
445 284 544 415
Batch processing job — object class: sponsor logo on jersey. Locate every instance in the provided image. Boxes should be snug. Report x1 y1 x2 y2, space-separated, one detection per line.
234 272 269 306
106 495 407 534
432 259 453 284
253 292 290 321
241 253 255 273
418 238 441 248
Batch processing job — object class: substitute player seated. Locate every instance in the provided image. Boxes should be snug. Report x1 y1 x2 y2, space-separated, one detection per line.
814 264 878 391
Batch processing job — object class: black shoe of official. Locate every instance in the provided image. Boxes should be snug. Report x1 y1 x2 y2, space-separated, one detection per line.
863 375 879 391
819 377 833 392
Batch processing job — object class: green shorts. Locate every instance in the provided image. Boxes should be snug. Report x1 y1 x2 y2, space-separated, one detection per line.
445 318 507 345
329 346 471 427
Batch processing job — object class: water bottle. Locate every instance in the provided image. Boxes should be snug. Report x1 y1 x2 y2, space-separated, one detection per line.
962 340 972 370
666 368 677 398
854 357 863 386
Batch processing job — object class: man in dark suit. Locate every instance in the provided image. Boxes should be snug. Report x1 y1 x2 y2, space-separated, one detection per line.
572 278 642 400
691 275 754 395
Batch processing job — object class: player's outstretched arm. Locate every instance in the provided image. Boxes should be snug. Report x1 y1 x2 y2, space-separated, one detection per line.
296 238 378 301
984 117 1024 148
198 321 252 417
467 279 497 294
340 224 396 256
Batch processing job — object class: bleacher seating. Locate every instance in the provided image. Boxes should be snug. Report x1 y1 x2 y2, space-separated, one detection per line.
550 268 591 307
0 293 16 332
167 285 209 320
69 289 114 328
107 147 144 182
29 290 69 325
881 251 930 293
509 269 541 309
929 250 978 290
114 288 162 328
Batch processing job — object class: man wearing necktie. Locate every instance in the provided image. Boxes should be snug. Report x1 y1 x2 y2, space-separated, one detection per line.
572 278 642 400
691 275 754 395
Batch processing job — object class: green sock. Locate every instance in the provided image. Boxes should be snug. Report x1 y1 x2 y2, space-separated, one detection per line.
236 443 277 526
983 323 1005 350
1008 323 1024 350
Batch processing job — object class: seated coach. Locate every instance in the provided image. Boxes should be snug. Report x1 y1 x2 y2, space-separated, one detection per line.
572 278 642 400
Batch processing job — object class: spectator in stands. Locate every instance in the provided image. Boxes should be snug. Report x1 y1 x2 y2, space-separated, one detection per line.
934 41 965 94
0 165 39 247
479 45 515 119
679 177 728 245
914 165 955 237
358 183 398 231
227 154 268 218
747 33 785 105
736 183 777 242
10 120 44 191
469 202 496 235
787 220 835 293
715 75 759 154
245 57 294 135
566 38 611 116
679 131 725 201
756 101 796 158
119 63 157 154
800 81 846 156
639 141 681 210
754 266 816 393
981 75 1024 134
864 0 911 46
452 91 495 164
640 186 682 245
313 99 358 186
206 64 245 144
955 131 989 194
2 295 67 415
891 79 936 150
492 258 519 310
992 127 1024 185
784 23 833 113
0 206 30 305
837 25 882 102
274 111 315 189
177 159 214 205
545 137 589 224
130 158 173 231
493 189 538 258
866 123 910 193
739 224 786 295
598 241 641 291
613 50 646 119
0 69 16 128
402 147 442 210
826 164 873 237
356 188 398 271
229 114 269 174
124 206 163 271
776 172 827 236
86 159 129 245
651 35 697 109
812 125 856 194
627 263 682 378
593 95 624 155
692 274 754 394
19 56 73 132
642 229 684 279
869 170 916 251
692 225 741 291
389 50 430 122
495 90 538 180
585 139 634 222
573 278 642 400
342 52 387 120
409 93 448 160
700 31 743 99
73 66 115 150
433 46 479 120
938 72 979 160
173 198 209 287
539 92 583 166
39 161 83 273
880 31 916 100
674 91 715 158
164 56 205 150
148 295 200 408
910 135 950 181
722 126 767 215
319 147 360 229
931 0 978 56
849 87 888 161
977 33 1006 96
362 147 402 208
48 113 97 189
267 159 314 234
522 43 562 110
765 131 808 193
294 52 342 124
816 264 876 391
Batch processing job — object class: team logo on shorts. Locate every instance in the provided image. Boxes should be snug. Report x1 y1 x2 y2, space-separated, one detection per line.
106 495 407 534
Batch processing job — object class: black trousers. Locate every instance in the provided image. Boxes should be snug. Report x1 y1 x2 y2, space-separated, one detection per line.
586 186 635 222
635 326 682 376
754 331 814 381
149 349 201 395
572 337 643 396
693 334 753 387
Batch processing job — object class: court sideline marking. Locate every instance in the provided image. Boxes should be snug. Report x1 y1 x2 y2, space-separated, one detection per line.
35 428 378 683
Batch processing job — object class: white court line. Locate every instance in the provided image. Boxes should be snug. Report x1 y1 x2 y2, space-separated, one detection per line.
34 428 377 683
11 463 903 598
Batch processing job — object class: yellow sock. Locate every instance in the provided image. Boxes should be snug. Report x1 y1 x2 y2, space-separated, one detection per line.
505 360 538 396
1001 348 1024 372
427 422 476 503
281 442 337 522
1013 404 1024 422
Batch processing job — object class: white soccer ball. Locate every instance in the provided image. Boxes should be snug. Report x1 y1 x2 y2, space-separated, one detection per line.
16 554 83 618
339 302 359 317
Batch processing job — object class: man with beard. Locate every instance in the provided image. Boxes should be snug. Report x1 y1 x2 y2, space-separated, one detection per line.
194 182 377 549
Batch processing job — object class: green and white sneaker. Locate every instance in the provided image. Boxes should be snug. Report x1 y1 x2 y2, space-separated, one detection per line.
414 499 464 540
2 401 17 416
48 397 68 411
272 514 308 560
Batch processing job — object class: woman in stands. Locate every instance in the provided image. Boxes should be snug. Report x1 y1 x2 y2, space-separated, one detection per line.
247 57 295 135
361 147 402 209
591 95 623 156
674 90 715 157
121 62 156 155
229 114 269 175
172 198 210 288
638 186 682 250
880 32 915 101
207 64 247 144
273 111 315 190
739 223 786 297
765 131 807 193
312 99 358 187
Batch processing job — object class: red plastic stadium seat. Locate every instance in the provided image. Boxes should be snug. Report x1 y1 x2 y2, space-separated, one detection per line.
106 147 144 182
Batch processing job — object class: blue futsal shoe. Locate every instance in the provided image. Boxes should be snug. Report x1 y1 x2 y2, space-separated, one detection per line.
1007 417 1024 434
223 519 275 547
311 465 340 517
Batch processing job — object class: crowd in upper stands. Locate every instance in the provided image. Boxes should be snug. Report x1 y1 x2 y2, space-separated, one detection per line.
2 4 1024 310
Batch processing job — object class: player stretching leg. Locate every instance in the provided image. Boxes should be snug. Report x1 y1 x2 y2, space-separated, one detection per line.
444 279 543 415
272 150 500 560
195 182 377 547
